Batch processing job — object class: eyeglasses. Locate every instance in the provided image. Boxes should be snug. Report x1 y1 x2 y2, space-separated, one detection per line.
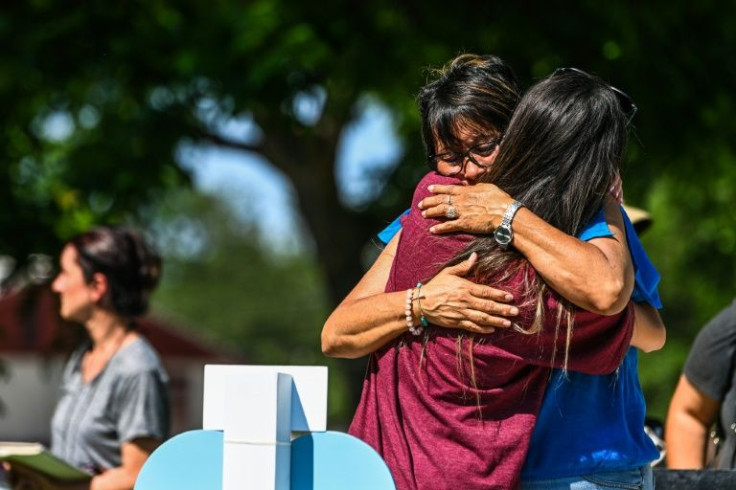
553 67 638 123
427 136 502 175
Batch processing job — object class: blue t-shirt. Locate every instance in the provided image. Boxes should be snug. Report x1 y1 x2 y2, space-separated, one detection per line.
378 207 661 478
522 209 661 478
376 211 408 245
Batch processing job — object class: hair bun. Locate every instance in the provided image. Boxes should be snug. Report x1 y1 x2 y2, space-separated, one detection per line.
124 229 162 291
69 226 162 318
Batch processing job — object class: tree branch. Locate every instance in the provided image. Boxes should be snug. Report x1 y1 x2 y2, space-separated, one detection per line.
194 128 263 154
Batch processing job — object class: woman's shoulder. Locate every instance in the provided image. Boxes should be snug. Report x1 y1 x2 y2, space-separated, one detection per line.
683 299 736 400
113 336 168 378
690 299 736 354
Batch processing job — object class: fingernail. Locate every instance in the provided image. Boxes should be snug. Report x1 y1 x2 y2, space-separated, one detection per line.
488 328 495 334
418 202 423 209
505 294 513 301
428 185 435 192
421 211 426 217
503 320 512 327
429 226 436 234
509 307 519 316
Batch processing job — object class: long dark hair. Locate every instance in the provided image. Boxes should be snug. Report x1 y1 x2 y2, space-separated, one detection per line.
418 53 521 157
453 69 629 368
69 226 161 318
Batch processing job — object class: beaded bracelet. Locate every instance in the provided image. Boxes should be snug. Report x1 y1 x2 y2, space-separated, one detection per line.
415 282 429 329
405 287 423 336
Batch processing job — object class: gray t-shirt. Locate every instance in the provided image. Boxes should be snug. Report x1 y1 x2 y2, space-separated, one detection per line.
50 336 170 473
683 299 736 468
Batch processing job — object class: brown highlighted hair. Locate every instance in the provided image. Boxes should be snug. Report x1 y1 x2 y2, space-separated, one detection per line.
417 53 522 159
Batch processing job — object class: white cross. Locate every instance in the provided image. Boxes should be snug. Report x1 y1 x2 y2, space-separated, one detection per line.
201 365 328 490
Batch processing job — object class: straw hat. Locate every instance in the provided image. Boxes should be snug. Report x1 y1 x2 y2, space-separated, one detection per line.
622 204 653 235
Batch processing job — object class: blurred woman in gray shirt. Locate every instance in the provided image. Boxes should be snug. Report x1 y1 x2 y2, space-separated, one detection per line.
11 227 169 490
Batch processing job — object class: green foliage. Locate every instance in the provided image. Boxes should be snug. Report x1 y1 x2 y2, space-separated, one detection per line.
151 190 328 362
1 0 735 423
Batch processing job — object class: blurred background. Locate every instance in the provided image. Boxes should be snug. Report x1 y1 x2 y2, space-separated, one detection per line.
0 0 734 436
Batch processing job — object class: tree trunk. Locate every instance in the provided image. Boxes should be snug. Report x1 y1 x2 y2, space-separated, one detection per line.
256 119 384 419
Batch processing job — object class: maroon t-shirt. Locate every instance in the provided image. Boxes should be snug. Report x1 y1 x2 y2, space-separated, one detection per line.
349 172 634 490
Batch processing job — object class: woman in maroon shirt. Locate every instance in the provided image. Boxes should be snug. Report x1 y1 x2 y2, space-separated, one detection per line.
348 69 636 490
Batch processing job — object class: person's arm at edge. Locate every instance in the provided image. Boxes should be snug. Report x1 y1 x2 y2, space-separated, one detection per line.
665 375 720 469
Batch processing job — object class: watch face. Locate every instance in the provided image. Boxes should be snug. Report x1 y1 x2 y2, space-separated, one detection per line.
494 225 513 245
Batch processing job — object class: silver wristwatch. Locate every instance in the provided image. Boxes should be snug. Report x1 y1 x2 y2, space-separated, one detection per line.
494 200 524 249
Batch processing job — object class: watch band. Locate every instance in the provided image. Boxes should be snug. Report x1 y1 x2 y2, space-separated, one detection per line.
500 200 524 228
494 200 524 249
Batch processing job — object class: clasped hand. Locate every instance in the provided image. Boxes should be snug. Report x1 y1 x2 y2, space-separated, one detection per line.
419 253 518 334
418 183 514 235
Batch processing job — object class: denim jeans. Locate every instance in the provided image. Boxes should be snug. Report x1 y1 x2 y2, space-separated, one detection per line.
521 465 654 490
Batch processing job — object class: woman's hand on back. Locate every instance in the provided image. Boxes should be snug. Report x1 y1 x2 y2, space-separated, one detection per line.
322 235 518 359
418 183 514 235
419 253 518 334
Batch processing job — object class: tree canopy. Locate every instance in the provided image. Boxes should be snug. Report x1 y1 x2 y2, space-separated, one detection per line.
1 0 735 420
